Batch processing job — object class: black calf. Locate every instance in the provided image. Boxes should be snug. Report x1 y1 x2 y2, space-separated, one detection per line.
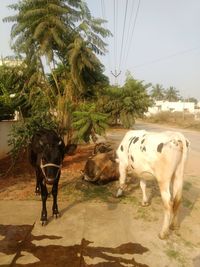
29 129 71 225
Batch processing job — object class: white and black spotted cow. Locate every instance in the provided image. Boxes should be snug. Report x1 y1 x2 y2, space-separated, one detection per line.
116 130 189 239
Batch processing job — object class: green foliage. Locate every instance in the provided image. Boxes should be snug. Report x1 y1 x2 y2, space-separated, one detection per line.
72 103 108 142
0 62 27 120
0 87 15 120
3 0 111 131
98 73 152 128
8 114 58 160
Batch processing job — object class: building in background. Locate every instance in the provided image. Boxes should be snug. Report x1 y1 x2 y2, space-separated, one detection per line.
147 100 196 116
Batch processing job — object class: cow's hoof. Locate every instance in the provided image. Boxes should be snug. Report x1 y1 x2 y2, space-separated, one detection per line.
158 231 169 240
35 188 40 195
116 188 123 197
53 212 60 219
169 223 179 231
142 201 149 207
41 220 48 226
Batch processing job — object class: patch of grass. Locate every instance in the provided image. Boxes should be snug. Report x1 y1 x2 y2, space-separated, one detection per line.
183 181 192 191
182 239 194 248
59 179 119 203
59 177 146 205
120 194 139 205
166 249 180 260
182 197 193 209
134 205 158 222
81 184 113 201
165 248 186 265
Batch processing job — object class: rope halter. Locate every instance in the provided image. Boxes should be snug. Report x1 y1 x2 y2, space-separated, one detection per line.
40 160 62 183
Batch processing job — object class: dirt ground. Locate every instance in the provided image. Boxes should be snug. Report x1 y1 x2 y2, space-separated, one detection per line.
0 128 200 266
0 144 95 200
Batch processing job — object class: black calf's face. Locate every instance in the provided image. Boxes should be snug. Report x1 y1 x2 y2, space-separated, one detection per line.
40 144 63 185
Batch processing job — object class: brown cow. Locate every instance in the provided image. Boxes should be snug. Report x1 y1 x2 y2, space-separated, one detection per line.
82 143 119 184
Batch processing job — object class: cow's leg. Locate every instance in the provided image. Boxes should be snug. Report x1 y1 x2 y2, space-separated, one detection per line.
116 161 127 197
170 169 184 230
158 180 173 239
35 170 41 195
52 180 59 218
40 182 48 225
140 179 149 206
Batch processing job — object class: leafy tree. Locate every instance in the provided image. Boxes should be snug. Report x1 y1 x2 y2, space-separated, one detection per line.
4 0 111 131
184 97 198 105
72 103 108 142
120 73 152 127
98 73 152 128
164 86 180 102
97 85 122 125
0 61 27 120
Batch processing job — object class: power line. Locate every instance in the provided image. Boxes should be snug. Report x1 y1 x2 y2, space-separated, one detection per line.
132 46 200 69
100 0 112 80
112 0 121 85
113 0 117 72
119 0 135 85
123 0 135 55
123 0 141 69
119 0 129 70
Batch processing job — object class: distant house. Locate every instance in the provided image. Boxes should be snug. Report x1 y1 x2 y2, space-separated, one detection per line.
147 100 195 115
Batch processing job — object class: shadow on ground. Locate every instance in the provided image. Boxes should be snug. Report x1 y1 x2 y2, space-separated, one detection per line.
0 224 149 267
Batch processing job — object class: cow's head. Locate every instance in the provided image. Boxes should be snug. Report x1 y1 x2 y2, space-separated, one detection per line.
39 139 65 185
93 143 113 155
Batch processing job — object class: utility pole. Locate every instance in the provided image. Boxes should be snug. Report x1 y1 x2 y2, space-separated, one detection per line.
111 69 121 86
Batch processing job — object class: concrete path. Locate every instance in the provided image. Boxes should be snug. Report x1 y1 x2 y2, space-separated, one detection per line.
0 201 151 267
0 200 199 267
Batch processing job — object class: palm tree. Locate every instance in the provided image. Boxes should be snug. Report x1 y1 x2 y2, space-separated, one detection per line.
150 84 165 100
164 86 180 102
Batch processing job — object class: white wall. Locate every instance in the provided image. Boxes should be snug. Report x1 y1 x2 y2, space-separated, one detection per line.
0 121 17 159
148 101 195 115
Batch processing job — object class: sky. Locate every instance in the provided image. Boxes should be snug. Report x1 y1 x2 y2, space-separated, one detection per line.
0 0 200 100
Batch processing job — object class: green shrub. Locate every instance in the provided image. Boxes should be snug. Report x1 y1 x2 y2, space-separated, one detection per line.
8 114 58 160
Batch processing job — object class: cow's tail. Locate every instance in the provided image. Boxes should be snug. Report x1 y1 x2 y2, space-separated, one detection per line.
177 134 189 177
172 134 189 212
